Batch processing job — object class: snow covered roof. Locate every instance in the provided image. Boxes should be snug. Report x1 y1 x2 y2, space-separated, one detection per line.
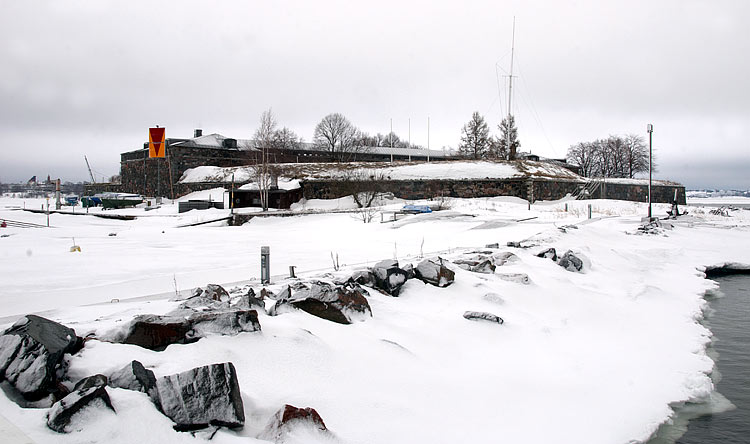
179 160 584 184
169 133 256 150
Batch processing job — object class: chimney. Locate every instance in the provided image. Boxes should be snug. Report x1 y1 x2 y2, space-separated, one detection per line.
194 129 203 138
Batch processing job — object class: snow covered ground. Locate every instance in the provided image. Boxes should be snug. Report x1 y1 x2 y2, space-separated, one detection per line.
1 194 749 444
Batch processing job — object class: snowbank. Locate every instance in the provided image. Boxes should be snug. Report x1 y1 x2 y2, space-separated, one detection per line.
1 195 748 444
179 160 583 184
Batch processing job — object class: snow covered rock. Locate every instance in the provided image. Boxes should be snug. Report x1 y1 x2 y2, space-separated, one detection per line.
415 257 455 287
274 281 372 324
121 315 194 350
202 284 230 301
155 362 244 431
557 250 584 272
0 315 82 400
109 360 157 399
258 404 329 443
463 311 504 324
536 247 558 261
188 310 261 337
46 374 114 433
231 287 265 312
492 251 520 266
120 311 261 350
370 259 409 296
402 263 416 280
482 293 505 304
496 273 531 285
454 254 496 274
350 269 376 287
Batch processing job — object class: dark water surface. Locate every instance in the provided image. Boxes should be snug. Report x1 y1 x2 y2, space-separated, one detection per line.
675 275 750 443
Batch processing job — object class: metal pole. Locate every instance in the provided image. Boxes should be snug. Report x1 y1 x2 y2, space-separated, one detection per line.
647 124 653 219
427 116 430 162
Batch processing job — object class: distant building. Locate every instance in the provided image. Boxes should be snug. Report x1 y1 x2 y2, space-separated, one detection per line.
118 129 456 197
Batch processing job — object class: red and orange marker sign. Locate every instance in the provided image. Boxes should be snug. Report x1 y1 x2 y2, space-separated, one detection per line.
149 127 166 158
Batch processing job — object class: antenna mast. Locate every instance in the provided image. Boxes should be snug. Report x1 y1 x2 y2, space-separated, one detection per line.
506 17 517 160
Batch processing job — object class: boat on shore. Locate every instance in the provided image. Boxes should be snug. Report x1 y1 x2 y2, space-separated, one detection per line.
99 193 143 209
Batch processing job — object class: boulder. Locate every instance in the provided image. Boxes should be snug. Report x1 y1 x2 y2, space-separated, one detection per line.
536 248 557 261
273 281 372 324
46 374 114 433
232 287 265 312
454 256 496 274
485 243 500 249
402 263 416 280
370 259 409 296
463 311 504 324
558 250 584 272
492 251 520 266
109 360 157 399
120 311 261 351
202 284 230 301
155 362 244 431
497 273 531 285
120 315 194 351
350 270 376 287
259 404 328 443
415 258 455 287
188 310 261 337
0 315 82 400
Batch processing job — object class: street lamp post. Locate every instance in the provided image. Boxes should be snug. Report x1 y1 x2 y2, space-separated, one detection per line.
647 123 653 219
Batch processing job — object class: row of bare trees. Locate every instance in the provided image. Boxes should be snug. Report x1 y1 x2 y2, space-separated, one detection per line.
566 135 653 178
458 111 520 160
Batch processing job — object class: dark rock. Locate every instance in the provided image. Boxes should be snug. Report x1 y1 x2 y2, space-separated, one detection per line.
259 404 328 443
506 241 522 248
120 311 261 351
415 258 455 287
558 250 584 272
496 273 531 285
109 360 157 399
485 243 500 249
536 248 557 261
46 375 114 433
155 362 244 431
74 374 108 391
370 259 409 296
121 315 193 351
282 282 372 324
0 315 82 400
463 311 504 324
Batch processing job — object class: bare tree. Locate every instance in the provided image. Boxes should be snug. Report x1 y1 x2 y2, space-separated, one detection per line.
566 141 596 177
313 113 361 161
498 115 521 160
459 111 491 159
567 134 655 178
623 134 650 178
272 127 302 150
252 108 277 211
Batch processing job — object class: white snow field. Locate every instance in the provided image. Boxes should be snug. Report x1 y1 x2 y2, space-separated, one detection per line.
1 194 749 444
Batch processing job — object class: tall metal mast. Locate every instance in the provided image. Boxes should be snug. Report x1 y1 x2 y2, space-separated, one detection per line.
506 16 516 159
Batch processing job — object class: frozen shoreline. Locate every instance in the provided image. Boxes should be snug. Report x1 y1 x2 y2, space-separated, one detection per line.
2 195 750 444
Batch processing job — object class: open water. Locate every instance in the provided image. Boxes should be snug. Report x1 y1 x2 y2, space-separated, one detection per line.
647 274 750 443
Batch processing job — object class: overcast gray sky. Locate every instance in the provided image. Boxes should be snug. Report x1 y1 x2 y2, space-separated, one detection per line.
1 0 748 189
